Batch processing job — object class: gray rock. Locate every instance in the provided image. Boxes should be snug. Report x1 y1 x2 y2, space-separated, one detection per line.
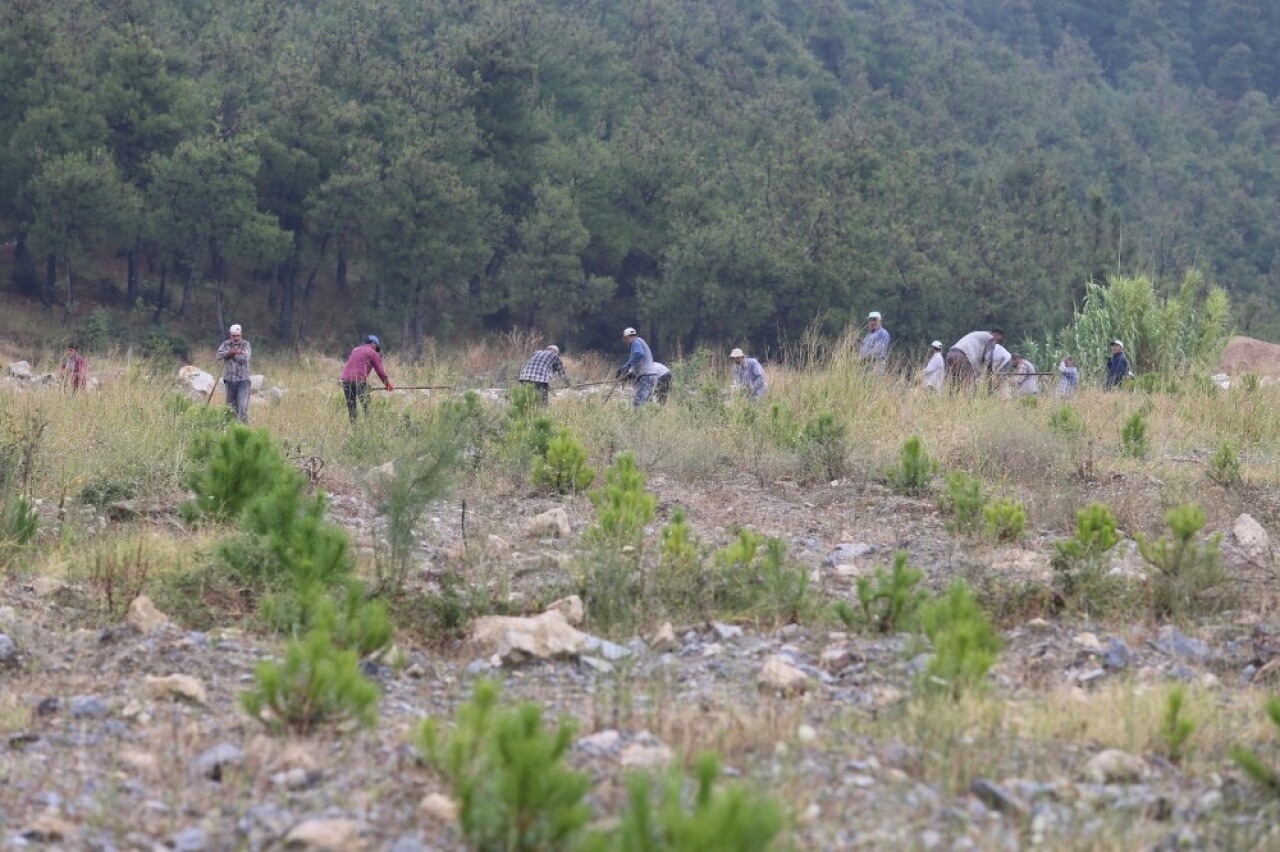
824 542 874 567
193 742 246 781
970 778 1026 815
581 634 631 661
69 695 109 719
0 633 16 666
389 835 429 852
1151 627 1209 662
712 622 744 641
170 827 209 852
1103 638 1132 670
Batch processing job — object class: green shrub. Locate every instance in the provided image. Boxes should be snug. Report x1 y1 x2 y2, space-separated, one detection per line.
799 412 847 481
263 581 394 658
1051 502 1124 614
79 477 136 507
417 680 592 852
584 752 785 852
1238 373 1263 393
1137 504 1226 620
241 629 380 734
982 498 1026 542
887 436 936 495
938 471 986 535
1158 685 1196 765
835 551 929 634
508 382 544 419
1120 412 1149 459
1207 441 1242 487
77 307 117 352
917 581 1002 699
0 495 39 568
586 453 656 549
1230 698 1280 796
185 425 295 522
1047 404 1085 440
659 508 700 574
579 547 644 636
532 428 596 494
234 481 352 589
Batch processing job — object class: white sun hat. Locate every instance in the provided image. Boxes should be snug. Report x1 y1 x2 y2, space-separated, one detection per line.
729 348 745 359
229 324 242 334
623 327 637 337
931 340 943 349
867 311 881 320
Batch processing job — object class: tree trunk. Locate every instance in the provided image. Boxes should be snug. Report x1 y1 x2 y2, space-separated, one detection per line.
296 265 320 344
45 253 57 305
214 288 226 337
126 236 141 304
277 254 297 341
336 242 348 292
152 264 167 325
178 267 195 317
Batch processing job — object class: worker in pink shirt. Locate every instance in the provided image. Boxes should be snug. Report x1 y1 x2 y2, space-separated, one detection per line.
341 335 394 422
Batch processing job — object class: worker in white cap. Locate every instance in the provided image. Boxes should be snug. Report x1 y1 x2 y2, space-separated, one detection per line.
922 340 945 391
729 347 767 399
859 311 890 364
215 323 252 422
617 326 662 406
1105 339 1129 389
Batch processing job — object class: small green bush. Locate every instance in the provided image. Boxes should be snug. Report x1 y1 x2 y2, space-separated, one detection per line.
185 425 295 522
938 471 986 535
659 507 700 574
1157 685 1196 765
417 680 592 852
584 752 785 852
508 382 544 418
982 498 1026 542
1230 697 1280 796
887 436 936 495
1207 441 1242 487
586 453 656 549
1120 412 1149 459
532 428 596 494
79 477 136 507
1047 404 1085 440
1137 503 1226 620
0 495 39 567
241 629 380 734
1051 502 1124 614
799 412 848 481
1238 373 1262 393
917 581 1002 699
835 551 929 634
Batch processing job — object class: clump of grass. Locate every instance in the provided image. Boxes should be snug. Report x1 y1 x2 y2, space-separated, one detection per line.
917 581 1002 699
241 629 380 734
1051 502 1125 615
1136 503 1226 621
1230 697 1280 796
982 498 1026 542
887 435 936 495
835 551 929 634
1047 404 1085 439
798 412 847 481
1207 441 1242 487
1121 412 1149 459
1157 685 1196 765
938 470 985 535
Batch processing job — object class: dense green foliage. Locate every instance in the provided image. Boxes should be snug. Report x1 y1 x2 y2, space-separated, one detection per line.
3 0 1277 352
918 581 1002 699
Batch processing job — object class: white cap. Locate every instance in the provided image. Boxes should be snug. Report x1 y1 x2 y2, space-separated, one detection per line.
229 324 242 334
546 344 559 354
1112 339 1124 348
931 340 942 349
867 311 881 320
623 327 637 337
729 348 745 359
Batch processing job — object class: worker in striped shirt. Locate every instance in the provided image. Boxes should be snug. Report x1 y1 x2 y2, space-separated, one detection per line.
517 345 570 405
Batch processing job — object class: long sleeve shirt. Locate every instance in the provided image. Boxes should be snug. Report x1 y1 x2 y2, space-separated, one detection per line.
215 338 252 382
733 358 768 398
1012 360 1039 395
341 344 390 385
951 331 995 371
922 352 944 389
990 343 1012 374
1105 352 1129 388
859 327 891 360
518 349 569 385
620 337 658 376
1057 363 1079 395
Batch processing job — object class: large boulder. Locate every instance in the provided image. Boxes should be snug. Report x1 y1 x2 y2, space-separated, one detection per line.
524 508 571 539
177 365 215 396
7 361 32 380
470 609 586 665
1232 513 1273 569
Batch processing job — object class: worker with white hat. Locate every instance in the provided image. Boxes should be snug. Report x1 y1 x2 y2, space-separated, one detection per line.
1105 339 1129 389
859 311 891 364
617 326 662 406
215 323 252 423
729 347 767 399
922 340 945 391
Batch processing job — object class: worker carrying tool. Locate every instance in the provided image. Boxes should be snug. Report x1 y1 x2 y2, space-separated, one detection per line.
341 334 394 422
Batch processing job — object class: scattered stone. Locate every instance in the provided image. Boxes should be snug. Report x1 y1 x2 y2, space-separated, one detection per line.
420 792 459 823
36 697 61 716
7 360 33 380
797 724 818 743
119 748 159 774
144 674 208 705
486 534 510 553
579 655 614 674
824 542 873 567
283 818 365 850
620 742 674 770
20 810 76 842
969 778 1026 815
127 595 173 633
193 742 246 781
70 695 110 720
523 507 571 539
249 374 265 392
820 644 855 671
177 365 215 396
272 768 321 791
577 730 622 755
758 655 810 695
1232 513 1272 568
582 633 631 661
712 621 744 641
1085 749 1146 785
650 622 677 652
470 609 585 664
1073 632 1104 654
170 826 210 852
546 595 585 626
107 498 182 522
1253 658 1280 685
1103 639 1132 671
1152 627 1210 663
0 633 16 667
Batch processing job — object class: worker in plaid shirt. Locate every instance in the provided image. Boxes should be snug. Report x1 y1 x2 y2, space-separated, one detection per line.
517 345 570 405
215 323 252 423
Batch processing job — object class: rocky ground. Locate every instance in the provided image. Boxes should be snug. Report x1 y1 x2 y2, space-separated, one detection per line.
3 471 1280 850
